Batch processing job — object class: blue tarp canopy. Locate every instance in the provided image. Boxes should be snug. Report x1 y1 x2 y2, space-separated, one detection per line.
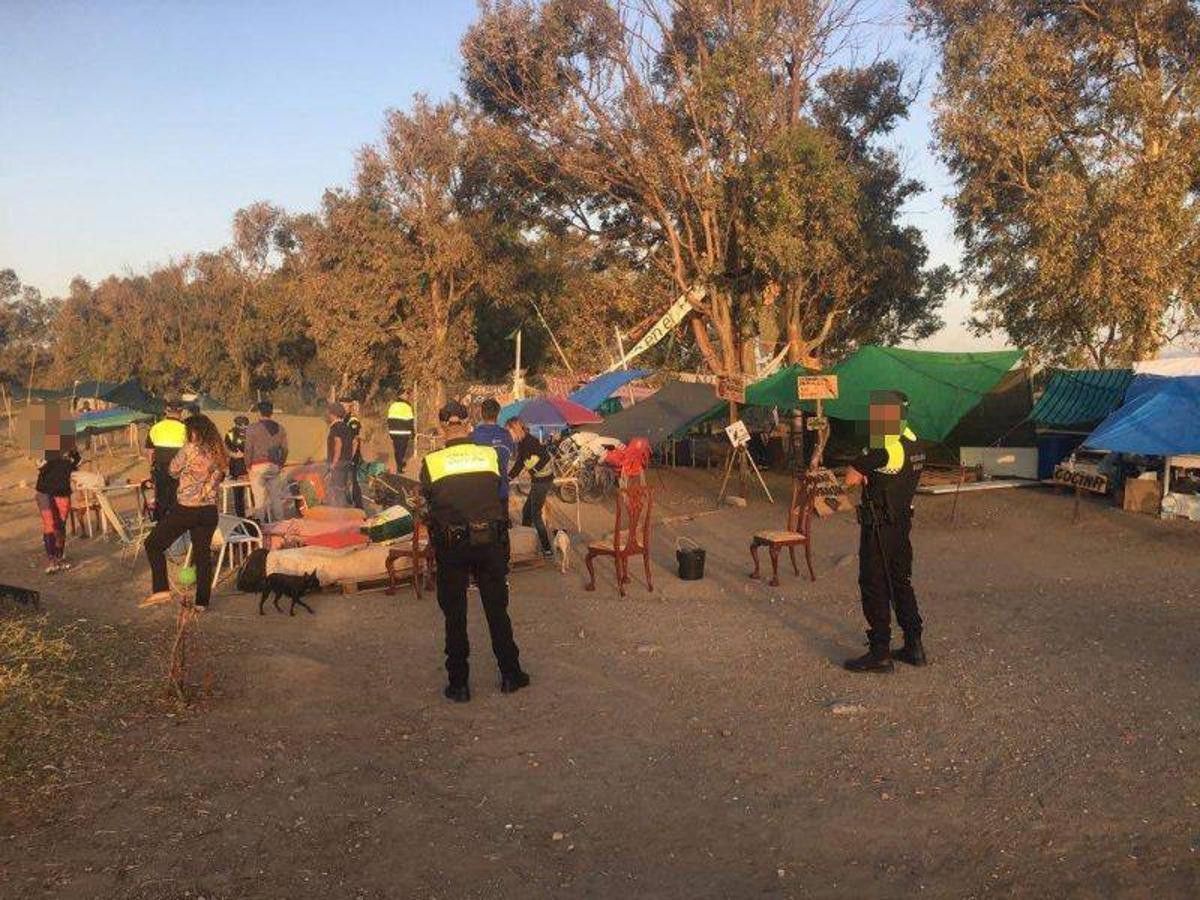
1084 375 1200 456
568 369 650 412
1030 369 1133 429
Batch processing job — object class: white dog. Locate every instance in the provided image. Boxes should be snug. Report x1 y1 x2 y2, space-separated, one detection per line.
553 529 573 573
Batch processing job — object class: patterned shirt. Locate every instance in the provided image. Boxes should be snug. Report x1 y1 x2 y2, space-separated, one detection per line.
168 443 226 507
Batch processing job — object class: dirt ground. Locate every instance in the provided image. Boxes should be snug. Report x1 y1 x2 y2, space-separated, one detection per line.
1 448 1198 899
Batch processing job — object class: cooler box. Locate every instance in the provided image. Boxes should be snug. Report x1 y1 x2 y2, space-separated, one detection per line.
361 505 414 542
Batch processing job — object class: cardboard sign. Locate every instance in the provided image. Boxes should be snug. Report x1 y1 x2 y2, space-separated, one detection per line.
797 375 839 401
1053 465 1108 494
724 420 751 447
677 372 720 385
805 416 829 431
717 374 749 404
463 384 509 401
804 468 853 517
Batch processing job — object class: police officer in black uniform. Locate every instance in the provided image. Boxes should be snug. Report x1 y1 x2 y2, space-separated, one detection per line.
145 399 187 521
341 399 364 509
843 391 927 673
224 415 250 517
419 400 529 702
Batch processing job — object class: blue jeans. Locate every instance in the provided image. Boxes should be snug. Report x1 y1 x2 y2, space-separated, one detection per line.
522 480 552 553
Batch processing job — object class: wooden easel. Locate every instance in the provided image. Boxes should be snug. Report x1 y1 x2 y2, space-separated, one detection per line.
717 441 774 505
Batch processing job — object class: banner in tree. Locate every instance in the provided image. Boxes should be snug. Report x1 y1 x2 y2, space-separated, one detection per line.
605 291 699 372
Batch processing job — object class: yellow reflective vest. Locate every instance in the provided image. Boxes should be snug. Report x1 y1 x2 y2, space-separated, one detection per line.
387 401 414 436
148 418 187 449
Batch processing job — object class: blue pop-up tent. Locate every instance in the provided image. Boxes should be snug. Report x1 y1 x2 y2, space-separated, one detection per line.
569 369 650 411
1083 375 1200 455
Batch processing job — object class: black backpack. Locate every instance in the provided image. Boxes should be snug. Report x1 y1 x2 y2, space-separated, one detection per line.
236 548 270 593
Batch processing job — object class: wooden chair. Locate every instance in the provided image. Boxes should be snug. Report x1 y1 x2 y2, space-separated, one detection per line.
585 484 653 597
386 518 436 599
749 471 816 587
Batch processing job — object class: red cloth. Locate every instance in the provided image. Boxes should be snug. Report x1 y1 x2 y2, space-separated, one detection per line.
604 437 651 477
306 529 369 549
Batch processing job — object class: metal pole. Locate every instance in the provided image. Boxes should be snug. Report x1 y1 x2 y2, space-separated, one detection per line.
533 298 575 377
514 329 523 400
614 327 635 406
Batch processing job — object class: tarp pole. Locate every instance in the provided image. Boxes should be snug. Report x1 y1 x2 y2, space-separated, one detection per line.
513 329 524 400
614 327 635 407
533 298 575 377
1 382 11 440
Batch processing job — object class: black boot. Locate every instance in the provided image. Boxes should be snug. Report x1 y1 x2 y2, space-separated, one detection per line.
843 642 894 674
500 670 530 694
444 683 471 703
893 635 927 667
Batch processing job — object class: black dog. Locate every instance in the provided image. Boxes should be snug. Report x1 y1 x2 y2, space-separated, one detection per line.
0 583 40 609
259 571 319 616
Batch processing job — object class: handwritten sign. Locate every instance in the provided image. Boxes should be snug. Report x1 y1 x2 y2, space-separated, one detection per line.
677 372 720 385
797 375 839 401
804 467 853 517
805 416 829 431
717 374 749 404
724 420 751 447
1053 465 1108 494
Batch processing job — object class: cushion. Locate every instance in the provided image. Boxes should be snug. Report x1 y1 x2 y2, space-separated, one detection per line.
304 505 366 522
268 544 395 584
306 530 369 550
753 530 806 543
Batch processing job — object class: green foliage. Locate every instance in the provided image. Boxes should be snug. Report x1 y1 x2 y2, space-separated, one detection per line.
917 0 1200 365
23 2 952 401
0 269 57 388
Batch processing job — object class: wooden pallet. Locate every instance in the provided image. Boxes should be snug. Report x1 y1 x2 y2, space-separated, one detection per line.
334 554 547 596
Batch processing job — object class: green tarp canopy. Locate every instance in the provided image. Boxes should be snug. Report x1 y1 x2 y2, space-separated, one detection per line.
102 379 164 416
745 346 1026 442
1029 369 1133 430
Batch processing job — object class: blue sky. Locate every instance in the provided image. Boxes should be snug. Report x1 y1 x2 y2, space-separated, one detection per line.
0 0 1000 349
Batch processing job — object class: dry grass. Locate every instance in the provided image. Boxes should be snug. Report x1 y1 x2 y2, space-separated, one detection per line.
0 597 161 817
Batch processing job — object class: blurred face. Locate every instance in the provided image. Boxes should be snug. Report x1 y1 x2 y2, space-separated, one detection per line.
26 402 76 458
868 402 903 448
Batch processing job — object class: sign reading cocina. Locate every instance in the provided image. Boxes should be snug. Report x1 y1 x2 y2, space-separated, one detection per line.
1053 465 1108 494
797 375 839 401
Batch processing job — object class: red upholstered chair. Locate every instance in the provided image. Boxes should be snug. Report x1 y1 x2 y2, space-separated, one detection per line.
585 484 653 597
749 472 816 587
386 518 436 599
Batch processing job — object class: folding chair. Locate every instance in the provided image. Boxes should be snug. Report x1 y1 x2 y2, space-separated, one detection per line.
183 515 264 593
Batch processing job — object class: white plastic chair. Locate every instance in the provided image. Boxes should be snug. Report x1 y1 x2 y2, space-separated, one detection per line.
183 515 264 592
92 484 154 562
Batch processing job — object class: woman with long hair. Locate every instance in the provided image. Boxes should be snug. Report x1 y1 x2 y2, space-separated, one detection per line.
142 414 229 609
